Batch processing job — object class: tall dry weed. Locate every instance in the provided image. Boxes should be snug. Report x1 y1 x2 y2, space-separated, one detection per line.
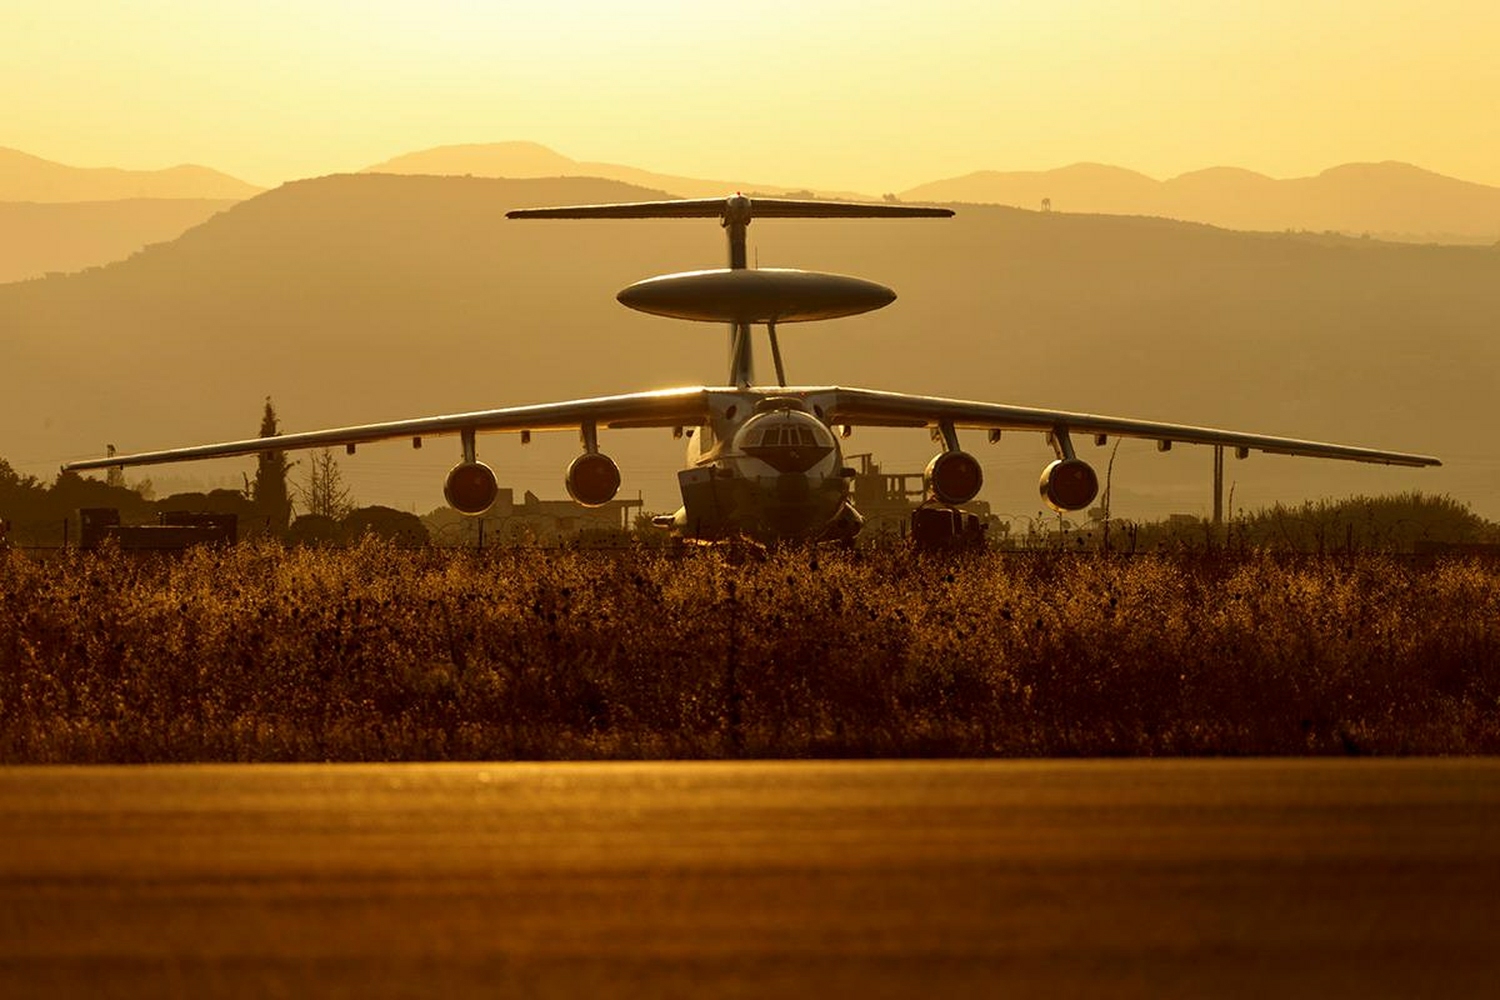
1 542 1495 761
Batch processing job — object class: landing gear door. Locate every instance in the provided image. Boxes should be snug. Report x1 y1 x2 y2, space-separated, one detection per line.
678 467 733 534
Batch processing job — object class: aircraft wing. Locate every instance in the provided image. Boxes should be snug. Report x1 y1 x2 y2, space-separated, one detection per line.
62 388 716 472
822 387 1441 467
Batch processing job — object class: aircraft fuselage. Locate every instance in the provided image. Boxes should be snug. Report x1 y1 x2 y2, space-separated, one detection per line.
673 390 856 543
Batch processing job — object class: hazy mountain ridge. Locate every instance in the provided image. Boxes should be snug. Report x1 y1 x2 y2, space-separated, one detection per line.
901 161 1500 244
362 141 875 201
8 142 1494 290
367 143 1500 243
0 199 237 284
0 147 263 202
4 174 1493 520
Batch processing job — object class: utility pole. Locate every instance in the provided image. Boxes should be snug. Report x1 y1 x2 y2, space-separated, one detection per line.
1212 445 1224 526
105 445 124 489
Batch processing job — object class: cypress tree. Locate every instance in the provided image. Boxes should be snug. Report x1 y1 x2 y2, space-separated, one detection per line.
253 397 292 534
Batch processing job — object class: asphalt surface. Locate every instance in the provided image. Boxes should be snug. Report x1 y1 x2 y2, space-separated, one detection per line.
1 759 1497 998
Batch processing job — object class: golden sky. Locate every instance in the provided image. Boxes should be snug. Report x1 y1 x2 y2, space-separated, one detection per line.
7 0 1499 191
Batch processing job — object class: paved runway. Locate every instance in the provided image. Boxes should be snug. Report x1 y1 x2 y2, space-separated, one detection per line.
1 759 1497 998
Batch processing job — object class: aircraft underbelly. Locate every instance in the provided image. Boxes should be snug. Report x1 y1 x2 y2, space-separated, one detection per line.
674 465 845 542
745 474 841 538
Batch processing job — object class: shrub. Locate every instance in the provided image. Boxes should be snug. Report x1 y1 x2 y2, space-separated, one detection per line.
1 542 1495 761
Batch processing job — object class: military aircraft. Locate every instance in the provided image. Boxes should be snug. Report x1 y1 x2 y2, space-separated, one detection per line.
64 194 1440 543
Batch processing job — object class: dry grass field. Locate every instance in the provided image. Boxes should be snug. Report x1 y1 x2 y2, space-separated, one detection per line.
2 541 1496 762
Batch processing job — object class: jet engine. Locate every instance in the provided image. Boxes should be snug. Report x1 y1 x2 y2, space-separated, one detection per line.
1039 458 1099 512
925 450 983 505
444 461 499 515
566 452 622 507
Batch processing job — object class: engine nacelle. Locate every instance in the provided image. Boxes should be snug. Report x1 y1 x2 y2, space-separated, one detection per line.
566 452 621 508
444 461 499 516
1039 458 1099 512
925 450 983 505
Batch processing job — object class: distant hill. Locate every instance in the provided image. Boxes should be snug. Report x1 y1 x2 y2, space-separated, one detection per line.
3 174 1493 522
0 199 236 283
363 141 875 201
901 162 1500 244
903 163 1164 214
0 148 262 202
0 149 257 283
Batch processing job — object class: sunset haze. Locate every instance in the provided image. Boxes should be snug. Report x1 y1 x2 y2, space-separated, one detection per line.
8 1 1499 193
5 0 1495 528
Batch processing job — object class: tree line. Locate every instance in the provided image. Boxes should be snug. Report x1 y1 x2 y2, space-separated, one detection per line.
0 399 425 547
1009 493 1499 554
3 400 1494 551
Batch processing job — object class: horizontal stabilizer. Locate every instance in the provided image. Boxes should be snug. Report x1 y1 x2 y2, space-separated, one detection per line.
751 199 952 219
508 195 953 221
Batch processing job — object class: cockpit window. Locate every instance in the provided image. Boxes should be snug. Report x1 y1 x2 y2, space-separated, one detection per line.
740 415 834 473
753 424 820 448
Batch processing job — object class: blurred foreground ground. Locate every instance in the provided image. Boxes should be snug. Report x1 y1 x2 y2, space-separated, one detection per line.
1 759 1496 998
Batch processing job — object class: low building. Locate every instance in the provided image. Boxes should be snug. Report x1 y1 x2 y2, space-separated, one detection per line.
78 508 236 550
423 488 643 547
844 453 997 539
